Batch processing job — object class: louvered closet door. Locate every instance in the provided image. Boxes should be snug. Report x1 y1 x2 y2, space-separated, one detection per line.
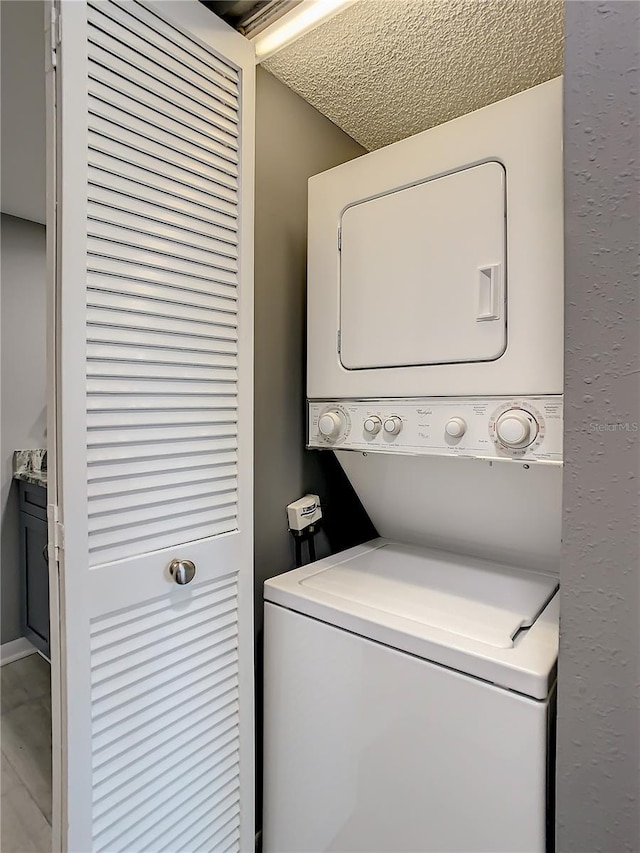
53 2 254 850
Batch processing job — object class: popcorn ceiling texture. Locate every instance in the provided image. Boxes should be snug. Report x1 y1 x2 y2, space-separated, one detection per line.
263 0 564 151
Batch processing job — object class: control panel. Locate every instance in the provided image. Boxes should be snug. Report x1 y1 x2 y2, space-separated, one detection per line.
308 397 563 464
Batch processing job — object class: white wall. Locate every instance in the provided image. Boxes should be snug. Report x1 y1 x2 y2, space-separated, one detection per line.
0 0 46 224
1 0 48 644
1 214 47 644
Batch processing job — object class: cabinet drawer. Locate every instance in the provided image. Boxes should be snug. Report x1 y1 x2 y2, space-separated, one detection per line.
19 509 50 659
19 480 47 520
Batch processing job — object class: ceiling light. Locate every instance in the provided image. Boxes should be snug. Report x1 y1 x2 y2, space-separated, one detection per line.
252 0 357 62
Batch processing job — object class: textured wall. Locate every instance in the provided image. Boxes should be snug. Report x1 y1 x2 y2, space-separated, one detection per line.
557 3 640 851
264 0 563 151
1 215 48 645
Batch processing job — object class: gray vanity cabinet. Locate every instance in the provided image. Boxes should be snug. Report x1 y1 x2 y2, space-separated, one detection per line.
18 480 50 659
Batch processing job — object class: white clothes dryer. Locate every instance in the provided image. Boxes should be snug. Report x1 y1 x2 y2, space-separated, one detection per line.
307 77 563 401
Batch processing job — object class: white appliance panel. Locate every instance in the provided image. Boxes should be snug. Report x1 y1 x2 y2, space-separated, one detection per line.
340 162 506 369
335 452 562 573
263 603 553 853
307 78 563 398
309 396 563 463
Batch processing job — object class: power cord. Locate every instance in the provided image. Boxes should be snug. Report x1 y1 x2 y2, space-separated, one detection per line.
290 522 320 568
287 494 323 568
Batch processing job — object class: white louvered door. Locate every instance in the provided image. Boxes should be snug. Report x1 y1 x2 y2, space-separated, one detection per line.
51 2 254 850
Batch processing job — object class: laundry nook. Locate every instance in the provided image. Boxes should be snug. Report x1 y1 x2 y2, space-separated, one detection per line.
264 79 563 853
0 2 637 853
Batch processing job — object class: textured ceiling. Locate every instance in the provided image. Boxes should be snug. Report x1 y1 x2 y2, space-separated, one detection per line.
263 0 564 151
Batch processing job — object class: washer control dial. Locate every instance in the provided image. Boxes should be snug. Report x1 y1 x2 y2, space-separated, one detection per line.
364 416 382 435
319 411 344 440
445 417 467 438
495 410 536 448
383 416 403 436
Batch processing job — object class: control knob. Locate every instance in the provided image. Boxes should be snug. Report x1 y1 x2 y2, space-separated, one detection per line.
383 416 403 436
364 416 382 435
318 410 345 440
445 417 467 438
495 410 536 448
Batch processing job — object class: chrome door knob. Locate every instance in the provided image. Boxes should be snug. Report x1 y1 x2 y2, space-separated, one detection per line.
169 559 196 585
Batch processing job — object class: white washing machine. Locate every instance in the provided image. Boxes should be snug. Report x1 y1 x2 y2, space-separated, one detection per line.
263 540 558 853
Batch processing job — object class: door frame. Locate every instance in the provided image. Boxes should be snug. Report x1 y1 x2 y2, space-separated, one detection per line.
44 0 63 849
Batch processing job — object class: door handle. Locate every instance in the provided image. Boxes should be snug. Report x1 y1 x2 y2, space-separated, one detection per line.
477 264 502 321
168 559 196 585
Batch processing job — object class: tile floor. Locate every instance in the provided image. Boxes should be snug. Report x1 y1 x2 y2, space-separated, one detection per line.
1 654 52 853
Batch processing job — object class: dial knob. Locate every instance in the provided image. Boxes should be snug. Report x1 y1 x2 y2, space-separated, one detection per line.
496 410 535 448
445 417 467 438
319 410 344 439
383 416 403 436
364 416 382 435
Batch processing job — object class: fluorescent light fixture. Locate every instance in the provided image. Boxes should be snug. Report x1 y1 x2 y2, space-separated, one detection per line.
253 0 357 62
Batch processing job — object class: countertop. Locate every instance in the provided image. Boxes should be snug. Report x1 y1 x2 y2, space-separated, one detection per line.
13 449 47 488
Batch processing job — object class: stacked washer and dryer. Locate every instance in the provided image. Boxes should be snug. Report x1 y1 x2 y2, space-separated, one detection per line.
264 78 564 853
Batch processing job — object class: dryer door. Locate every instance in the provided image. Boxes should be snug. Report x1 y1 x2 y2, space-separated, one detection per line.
340 161 506 370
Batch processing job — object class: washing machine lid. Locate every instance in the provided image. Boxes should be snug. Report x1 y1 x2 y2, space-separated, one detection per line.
264 539 559 700
300 541 555 649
